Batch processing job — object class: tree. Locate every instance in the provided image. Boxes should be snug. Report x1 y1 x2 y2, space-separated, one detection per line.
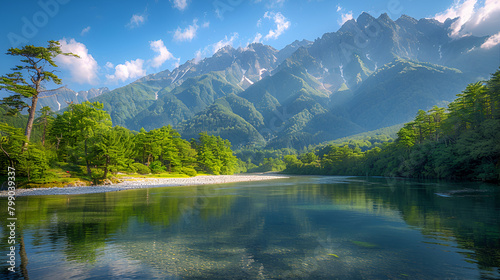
486 69 500 119
48 102 111 177
0 41 78 147
35 106 54 146
70 102 112 177
0 123 25 168
91 126 135 179
192 132 237 175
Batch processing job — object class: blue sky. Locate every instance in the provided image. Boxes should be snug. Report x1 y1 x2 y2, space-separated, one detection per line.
1 0 499 92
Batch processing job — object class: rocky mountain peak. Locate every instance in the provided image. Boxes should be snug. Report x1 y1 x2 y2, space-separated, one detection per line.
357 12 376 27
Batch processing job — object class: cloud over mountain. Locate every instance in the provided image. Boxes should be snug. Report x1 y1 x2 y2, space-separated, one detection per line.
57 38 99 85
435 0 500 40
150 39 175 68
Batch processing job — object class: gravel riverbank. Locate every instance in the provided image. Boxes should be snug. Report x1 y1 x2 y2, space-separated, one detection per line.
0 174 289 197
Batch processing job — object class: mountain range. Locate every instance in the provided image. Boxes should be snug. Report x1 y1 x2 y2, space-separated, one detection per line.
38 13 500 149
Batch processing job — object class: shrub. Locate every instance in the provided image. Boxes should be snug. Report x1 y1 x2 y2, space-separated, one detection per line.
132 163 150 175
17 147 49 180
149 161 167 174
108 166 118 175
181 167 197 177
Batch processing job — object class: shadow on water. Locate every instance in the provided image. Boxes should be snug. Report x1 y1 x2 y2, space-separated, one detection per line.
0 177 499 279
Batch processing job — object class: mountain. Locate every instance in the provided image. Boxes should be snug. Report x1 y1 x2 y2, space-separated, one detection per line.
178 95 266 147
36 87 110 112
93 43 284 129
344 59 467 130
84 13 499 149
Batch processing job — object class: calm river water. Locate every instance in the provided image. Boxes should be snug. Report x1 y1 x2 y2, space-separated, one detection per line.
1 176 499 279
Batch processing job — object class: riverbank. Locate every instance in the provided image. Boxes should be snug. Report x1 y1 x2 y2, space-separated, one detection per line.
0 174 289 197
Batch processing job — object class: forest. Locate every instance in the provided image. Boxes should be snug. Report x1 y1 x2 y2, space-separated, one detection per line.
284 69 500 184
0 100 238 185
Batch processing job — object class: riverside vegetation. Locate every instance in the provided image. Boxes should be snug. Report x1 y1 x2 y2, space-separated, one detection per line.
283 69 500 183
0 101 238 186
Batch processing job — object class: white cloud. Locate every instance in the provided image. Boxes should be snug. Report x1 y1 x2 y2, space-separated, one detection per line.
106 59 146 82
434 0 500 39
173 19 199 42
171 0 188 11
336 5 353 25
252 33 263 44
194 50 203 64
80 26 91 36
105 62 114 69
173 58 181 69
262 12 290 40
194 33 239 63
340 11 353 25
56 38 99 85
173 19 209 42
127 14 146 28
149 39 175 68
481 31 500 49
212 33 239 53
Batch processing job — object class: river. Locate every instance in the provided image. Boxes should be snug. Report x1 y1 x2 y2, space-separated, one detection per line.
1 176 499 279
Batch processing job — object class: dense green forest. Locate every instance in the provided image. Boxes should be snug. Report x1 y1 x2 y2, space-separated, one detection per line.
0 101 239 185
284 69 500 183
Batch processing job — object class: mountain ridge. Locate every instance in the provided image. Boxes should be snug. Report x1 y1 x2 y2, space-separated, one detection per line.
24 12 499 149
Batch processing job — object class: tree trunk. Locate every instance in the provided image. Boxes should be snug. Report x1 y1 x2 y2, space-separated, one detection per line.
85 138 92 177
56 134 62 150
0 141 14 168
103 156 110 179
23 95 39 150
41 118 47 146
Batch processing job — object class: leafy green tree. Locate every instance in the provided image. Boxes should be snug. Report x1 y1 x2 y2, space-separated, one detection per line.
397 122 417 148
70 102 111 177
91 126 135 179
17 145 49 181
35 106 54 146
192 132 237 175
0 41 78 146
0 123 25 169
48 102 111 177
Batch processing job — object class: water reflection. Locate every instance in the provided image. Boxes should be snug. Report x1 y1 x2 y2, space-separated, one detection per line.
0 177 499 279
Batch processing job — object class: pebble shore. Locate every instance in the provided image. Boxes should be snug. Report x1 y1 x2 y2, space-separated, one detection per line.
0 174 289 197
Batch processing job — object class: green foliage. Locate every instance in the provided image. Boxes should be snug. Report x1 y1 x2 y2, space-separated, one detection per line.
90 126 135 178
248 157 286 173
180 167 197 177
191 132 238 175
0 122 26 170
132 163 151 175
17 145 50 181
149 161 167 174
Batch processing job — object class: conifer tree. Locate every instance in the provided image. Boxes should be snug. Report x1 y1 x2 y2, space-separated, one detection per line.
0 41 78 148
